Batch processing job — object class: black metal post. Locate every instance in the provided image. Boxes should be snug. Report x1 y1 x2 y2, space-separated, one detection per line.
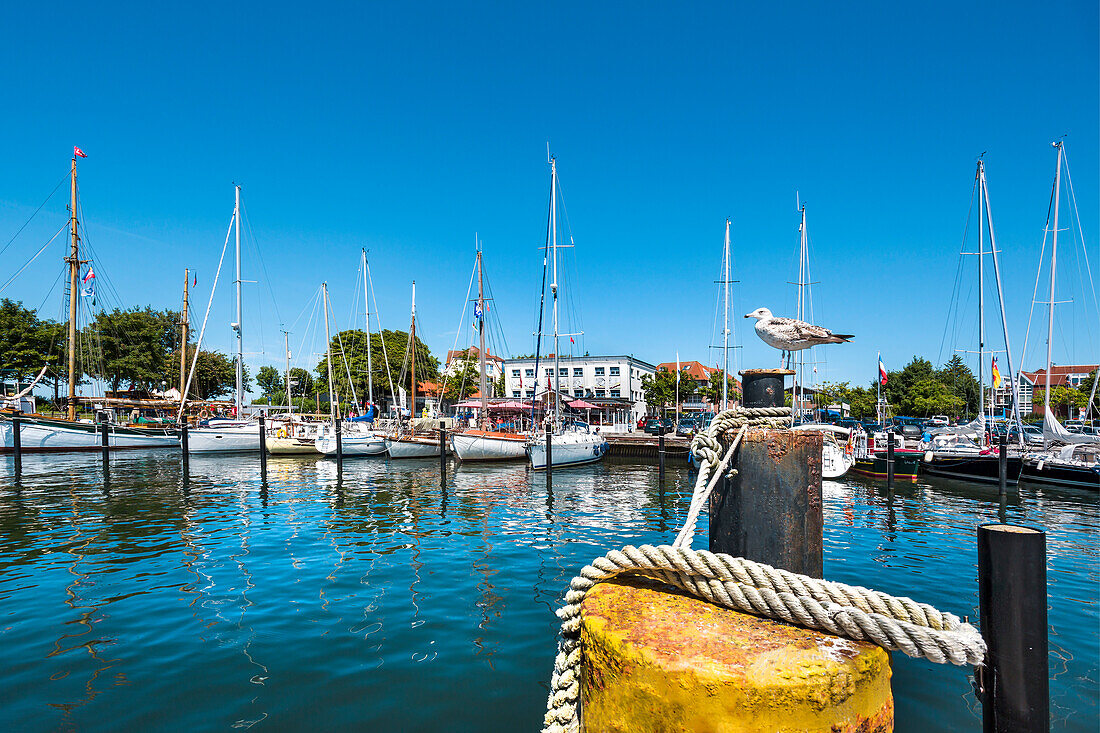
740 369 793 409
11 410 21 476
100 418 110 471
545 424 553 483
439 421 446 486
658 427 666 484
978 523 1049 733
998 431 1008 497
335 418 344 478
886 432 895 491
258 414 267 484
180 422 189 479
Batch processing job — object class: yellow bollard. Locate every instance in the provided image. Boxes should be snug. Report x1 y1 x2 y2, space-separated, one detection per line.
581 576 893 732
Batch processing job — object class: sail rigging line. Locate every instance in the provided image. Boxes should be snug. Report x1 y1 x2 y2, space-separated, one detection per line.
0 221 68 295
439 255 477 400
177 212 236 420
531 158 554 427
364 261 398 410
0 171 69 260
936 174 979 367
1061 144 1099 317
1016 158 1060 407
239 201 283 327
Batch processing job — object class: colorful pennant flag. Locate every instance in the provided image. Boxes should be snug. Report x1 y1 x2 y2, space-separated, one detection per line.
992 356 1002 389
74 146 87 158
878 355 888 386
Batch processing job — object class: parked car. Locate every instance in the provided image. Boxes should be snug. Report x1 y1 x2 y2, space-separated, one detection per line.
644 418 674 435
929 415 949 427
676 417 699 437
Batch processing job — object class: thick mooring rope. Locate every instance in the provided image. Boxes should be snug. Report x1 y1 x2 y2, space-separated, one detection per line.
542 407 986 733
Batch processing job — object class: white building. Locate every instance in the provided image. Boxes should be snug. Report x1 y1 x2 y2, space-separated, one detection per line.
502 355 656 423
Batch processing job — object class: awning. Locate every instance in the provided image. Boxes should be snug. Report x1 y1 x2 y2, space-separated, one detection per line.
568 399 598 409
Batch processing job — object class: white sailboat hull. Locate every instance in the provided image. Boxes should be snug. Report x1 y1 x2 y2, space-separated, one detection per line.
386 436 442 458
528 431 609 470
316 434 387 456
265 436 321 455
0 416 178 452
450 431 528 461
187 423 261 453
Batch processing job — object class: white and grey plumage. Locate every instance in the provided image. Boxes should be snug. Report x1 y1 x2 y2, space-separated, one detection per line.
744 307 853 352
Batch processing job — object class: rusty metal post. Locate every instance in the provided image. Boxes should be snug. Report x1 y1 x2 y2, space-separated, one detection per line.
709 429 823 577
739 369 793 409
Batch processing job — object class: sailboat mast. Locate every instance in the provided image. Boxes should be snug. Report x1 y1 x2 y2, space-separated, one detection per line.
363 249 373 404
1044 142 1063 435
284 330 291 416
797 204 807 422
976 164 986 438
234 185 243 418
180 269 189 396
550 157 560 426
722 219 730 411
323 282 336 423
477 246 488 427
66 155 80 421
981 162 1026 440
410 282 417 422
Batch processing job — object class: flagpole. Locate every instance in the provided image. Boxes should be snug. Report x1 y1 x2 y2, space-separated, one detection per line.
66 153 80 421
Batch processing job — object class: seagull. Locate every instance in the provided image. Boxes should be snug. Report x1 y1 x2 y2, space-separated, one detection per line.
744 307 853 365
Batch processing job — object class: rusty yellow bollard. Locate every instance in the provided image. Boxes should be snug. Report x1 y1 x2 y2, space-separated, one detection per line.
581 576 893 732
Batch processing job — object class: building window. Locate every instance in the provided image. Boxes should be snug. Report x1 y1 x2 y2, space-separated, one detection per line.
525 369 534 378
595 389 605 397
573 367 583 376
609 366 619 376
574 390 584 397
545 368 553 377
558 368 568 376
512 391 520 398
511 369 520 377
610 389 620 397
525 390 534 397
594 367 605 376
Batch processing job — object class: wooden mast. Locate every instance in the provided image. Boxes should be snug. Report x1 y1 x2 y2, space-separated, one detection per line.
180 269 189 396
410 281 417 426
477 246 488 429
66 155 80 421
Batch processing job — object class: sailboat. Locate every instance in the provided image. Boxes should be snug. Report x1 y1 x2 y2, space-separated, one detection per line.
450 248 529 462
922 159 1023 484
1019 142 1100 489
265 330 320 455
526 156 609 470
0 151 177 452
185 185 262 453
386 279 444 458
315 280 386 457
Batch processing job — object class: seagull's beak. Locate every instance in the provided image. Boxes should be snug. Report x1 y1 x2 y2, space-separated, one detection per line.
743 313 752 319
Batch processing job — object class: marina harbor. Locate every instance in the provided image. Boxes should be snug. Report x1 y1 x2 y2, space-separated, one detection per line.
2 3 1097 731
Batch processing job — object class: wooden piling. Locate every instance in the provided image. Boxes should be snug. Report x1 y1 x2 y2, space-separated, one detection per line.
100 418 110 471
258 414 267 483
439 421 446 486
11 410 21 476
545 424 552 484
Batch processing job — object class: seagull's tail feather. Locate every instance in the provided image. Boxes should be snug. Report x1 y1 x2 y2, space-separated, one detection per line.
828 333 855 343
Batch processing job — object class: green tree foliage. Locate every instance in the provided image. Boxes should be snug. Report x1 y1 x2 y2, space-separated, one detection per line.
641 367 698 410
83 307 178 391
812 381 876 418
256 365 282 396
934 355 980 415
314 329 439 404
287 367 314 399
443 351 480 402
698 372 740 406
0 299 65 383
170 346 250 400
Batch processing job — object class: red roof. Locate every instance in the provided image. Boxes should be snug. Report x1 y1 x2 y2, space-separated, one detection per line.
656 360 741 387
446 345 503 364
1020 364 1098 388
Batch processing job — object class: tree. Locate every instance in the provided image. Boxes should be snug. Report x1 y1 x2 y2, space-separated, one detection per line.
83 307 178 391
443 352 480 402
0 299 64 383
287 367 313 400
256 366 282 397
314 329 440 405
698 372 740 407
907 378 965 416
935 355 980 416
170 347 249 400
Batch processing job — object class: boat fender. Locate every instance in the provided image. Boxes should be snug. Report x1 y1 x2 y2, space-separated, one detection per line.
200 409 210 420
923 451 933 462
1036 460 1045 471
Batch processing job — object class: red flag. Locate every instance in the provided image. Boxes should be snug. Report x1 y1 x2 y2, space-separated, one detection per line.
193 274 197 287
570 336 574 344
74 146 87 158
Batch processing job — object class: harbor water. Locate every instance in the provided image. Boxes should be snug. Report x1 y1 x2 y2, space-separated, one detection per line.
0 453 1096 731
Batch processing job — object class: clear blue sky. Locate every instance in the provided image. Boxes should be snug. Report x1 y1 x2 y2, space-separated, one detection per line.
1 1 1097 396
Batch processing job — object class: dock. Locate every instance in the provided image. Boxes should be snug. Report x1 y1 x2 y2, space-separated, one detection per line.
605 432 690 461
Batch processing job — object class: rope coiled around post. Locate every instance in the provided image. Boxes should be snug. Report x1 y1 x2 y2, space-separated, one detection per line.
542 407 986 733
